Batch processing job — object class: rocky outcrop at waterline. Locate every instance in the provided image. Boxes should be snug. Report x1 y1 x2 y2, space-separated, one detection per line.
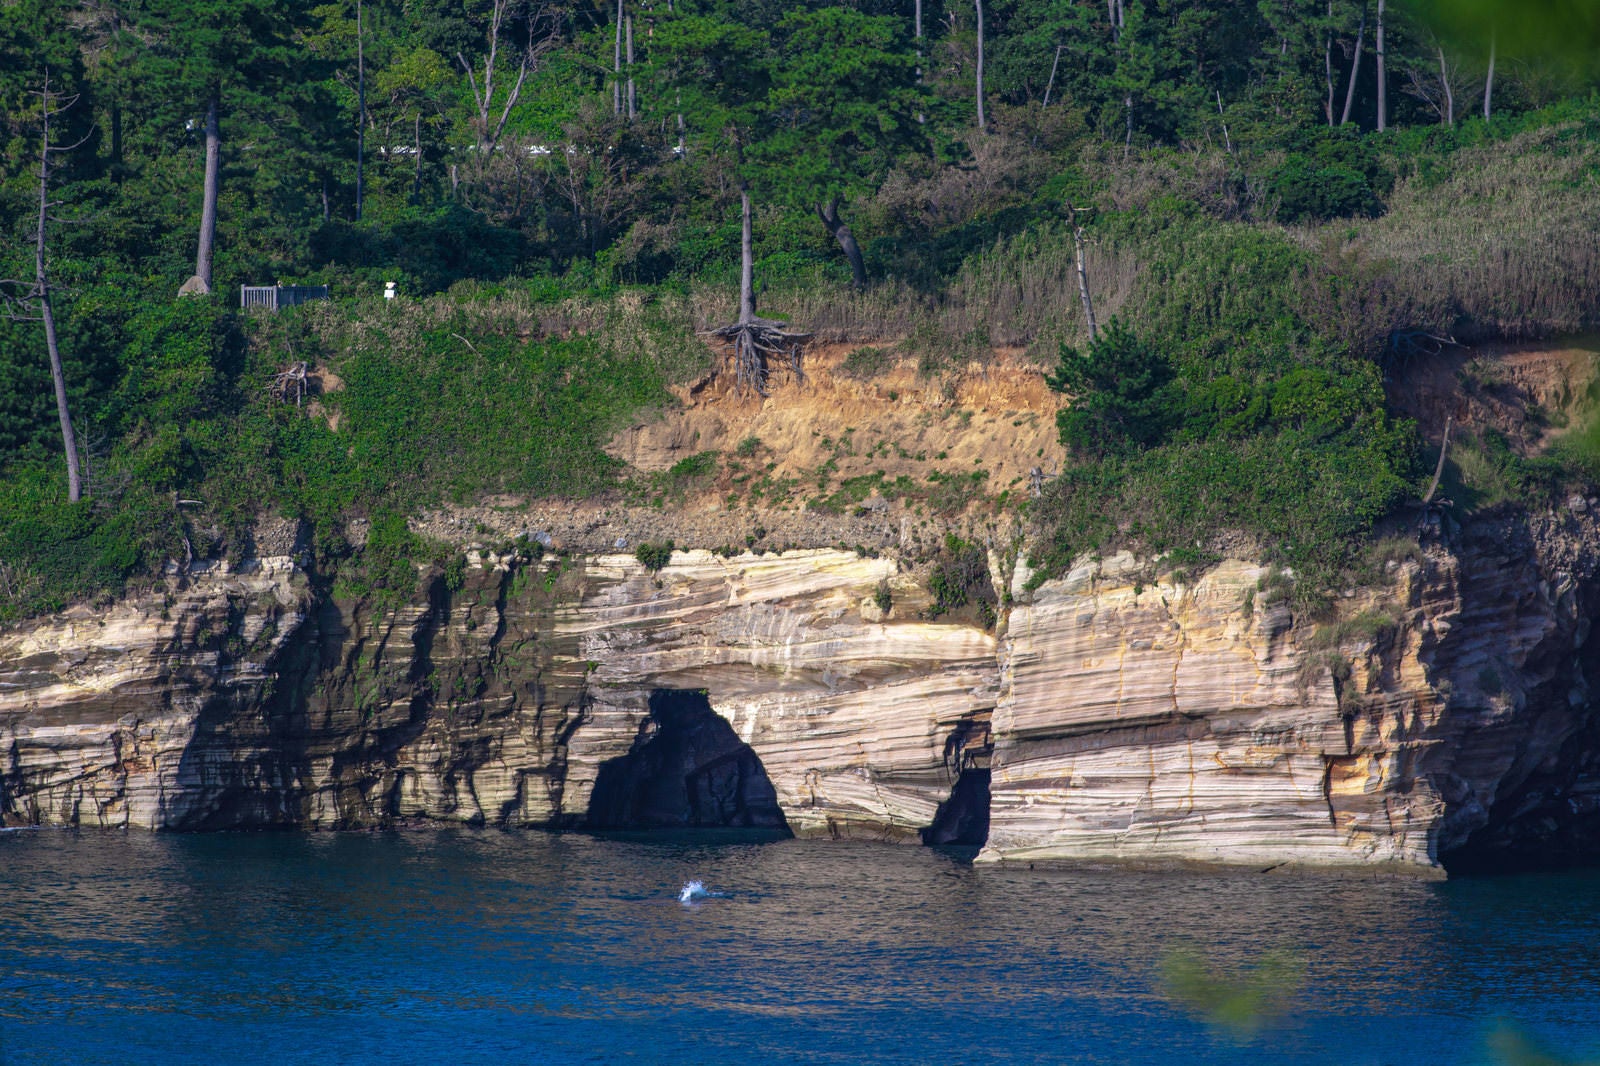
983 506 1600 873
0 547 996 841
4 508 1600 874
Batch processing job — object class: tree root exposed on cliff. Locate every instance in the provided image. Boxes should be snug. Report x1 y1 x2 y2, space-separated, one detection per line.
707 318 810 396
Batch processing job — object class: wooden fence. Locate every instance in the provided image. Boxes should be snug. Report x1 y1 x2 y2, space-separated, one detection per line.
240 284 330 310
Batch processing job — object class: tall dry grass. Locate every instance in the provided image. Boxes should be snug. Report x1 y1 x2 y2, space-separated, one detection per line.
1301 124 1600 351
680 224 1139 364
936 226 1142 354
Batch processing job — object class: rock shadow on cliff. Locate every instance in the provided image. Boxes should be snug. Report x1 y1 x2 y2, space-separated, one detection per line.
585 690 791 837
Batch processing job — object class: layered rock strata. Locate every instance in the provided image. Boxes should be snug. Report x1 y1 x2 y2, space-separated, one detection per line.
980 510 1600 871
4 508 1600 874
983 554 1439 869
0 549 995 840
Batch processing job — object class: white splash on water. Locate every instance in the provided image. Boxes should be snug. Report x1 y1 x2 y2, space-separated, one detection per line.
678 880 714 903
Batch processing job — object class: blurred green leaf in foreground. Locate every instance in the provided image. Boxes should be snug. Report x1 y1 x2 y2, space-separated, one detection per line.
1159 947 1306 1038
1406 0 1600 72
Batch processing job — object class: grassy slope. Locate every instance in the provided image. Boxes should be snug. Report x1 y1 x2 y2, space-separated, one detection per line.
4 107 1600 620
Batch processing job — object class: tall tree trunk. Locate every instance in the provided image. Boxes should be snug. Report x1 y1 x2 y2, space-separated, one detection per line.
914 0 922 65
412 115 423 202
1375 0 1387 132
739 183 755 325
1043 44 1064 107
196 94 220 291
1067 202 1098 344
1115 0 1130 154
1341 4 1366 126
1438 45 1454 125
817 197 866 290
1483 28 1496 120
714 185 807 396
356 0 365 221
1324 2 1336 126
33 77 81 502
915 0 925 123
625 16 636 120
974 0 987 131
613 0 623 115
38 275 79 503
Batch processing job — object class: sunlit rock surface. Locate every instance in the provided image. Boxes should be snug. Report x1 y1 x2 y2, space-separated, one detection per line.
559 550 995 839
982 553 1440 868
981 515 1600 871
0 549 994 839
4 510 1598 874
0 558 312 828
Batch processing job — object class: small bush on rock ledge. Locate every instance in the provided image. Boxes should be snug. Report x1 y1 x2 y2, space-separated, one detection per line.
635 541 675 572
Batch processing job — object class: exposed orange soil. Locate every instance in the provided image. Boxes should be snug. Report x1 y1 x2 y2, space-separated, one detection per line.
606 342 1066 504
1386 334 1600 453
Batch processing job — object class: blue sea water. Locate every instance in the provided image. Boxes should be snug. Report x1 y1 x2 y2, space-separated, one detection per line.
2 829 1599 1065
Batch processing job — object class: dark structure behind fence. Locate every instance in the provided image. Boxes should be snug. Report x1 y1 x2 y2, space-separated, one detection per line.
240 285 330 310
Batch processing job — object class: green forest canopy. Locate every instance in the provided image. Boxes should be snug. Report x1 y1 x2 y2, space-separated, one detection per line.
2 0 1599 618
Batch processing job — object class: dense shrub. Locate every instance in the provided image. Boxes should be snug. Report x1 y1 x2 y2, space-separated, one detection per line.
927 535 997 627
1040 308 1418 594
1047 320 1176 457
311 205 530 295
1267 129 1390 223
838 345 895 379
635 541 674 571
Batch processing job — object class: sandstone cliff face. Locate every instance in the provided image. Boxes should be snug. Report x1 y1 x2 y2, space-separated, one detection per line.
0 549 994 841
981 509 1600 871
4 511 1598 874
558 550 995 840
984 554 1440 869
0 557 311 828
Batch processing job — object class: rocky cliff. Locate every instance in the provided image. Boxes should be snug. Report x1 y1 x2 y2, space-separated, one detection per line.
5 507 1600 874
0 547 995 842
983 506 1600 872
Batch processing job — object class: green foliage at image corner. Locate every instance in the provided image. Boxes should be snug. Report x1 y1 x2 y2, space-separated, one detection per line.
1161 946 1306 1037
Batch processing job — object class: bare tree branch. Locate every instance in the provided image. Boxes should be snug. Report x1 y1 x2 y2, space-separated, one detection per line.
458 0 559 163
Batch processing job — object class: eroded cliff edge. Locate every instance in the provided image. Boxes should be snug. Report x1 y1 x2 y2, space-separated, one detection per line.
0 547 996 842
5 505 1600 874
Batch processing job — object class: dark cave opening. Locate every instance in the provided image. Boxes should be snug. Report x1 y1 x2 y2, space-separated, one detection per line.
1440 809 1600 876
585 690 791 834
921 768 991 848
